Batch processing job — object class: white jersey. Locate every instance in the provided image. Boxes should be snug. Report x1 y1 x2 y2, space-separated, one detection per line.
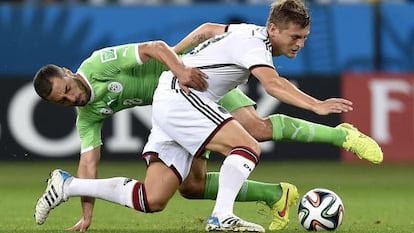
143 23 274 181
179 24 275 102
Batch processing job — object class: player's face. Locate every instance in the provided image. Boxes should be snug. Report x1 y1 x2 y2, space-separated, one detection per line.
268 22 310 58
47 69 90 106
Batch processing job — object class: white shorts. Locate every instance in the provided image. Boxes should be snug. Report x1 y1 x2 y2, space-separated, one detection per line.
142 126 193 183
142 71 233 181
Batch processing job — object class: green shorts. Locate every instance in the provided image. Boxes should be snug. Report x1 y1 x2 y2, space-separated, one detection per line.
218 88 256 113
201 88 256 159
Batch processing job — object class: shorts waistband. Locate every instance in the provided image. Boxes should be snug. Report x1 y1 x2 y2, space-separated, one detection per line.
158 71 179 90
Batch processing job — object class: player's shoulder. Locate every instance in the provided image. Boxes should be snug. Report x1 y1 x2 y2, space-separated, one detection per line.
227 23 258 32
228 24 268 41
85 43 137 63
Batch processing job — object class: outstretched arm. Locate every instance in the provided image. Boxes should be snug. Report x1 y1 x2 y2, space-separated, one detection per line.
173 22 227 54
67 147 101 232
252 66 353 115
138 41 207 94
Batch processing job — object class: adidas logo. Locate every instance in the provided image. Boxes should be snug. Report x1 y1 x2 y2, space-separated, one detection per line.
221 216 240 226
243 163 252 172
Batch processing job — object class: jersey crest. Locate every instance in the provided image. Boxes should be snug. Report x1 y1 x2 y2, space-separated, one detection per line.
100 48 118 63
107 82 123 93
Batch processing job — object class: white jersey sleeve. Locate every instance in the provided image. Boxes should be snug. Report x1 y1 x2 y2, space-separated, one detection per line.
226 23 258 32
226 24 274 68
237 38 274 70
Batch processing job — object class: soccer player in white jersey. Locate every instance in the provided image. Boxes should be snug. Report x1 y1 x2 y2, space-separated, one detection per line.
124 0 376 230
142 3 317 230
34 0 383 231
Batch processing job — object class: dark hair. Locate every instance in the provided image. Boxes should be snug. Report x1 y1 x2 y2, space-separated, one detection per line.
267 0 311 29
33 64 63 100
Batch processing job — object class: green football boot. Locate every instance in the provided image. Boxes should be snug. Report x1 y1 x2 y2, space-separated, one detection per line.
338 123 383 164
269 182 299 231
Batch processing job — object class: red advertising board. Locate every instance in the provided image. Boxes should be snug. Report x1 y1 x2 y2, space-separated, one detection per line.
342 73 414 162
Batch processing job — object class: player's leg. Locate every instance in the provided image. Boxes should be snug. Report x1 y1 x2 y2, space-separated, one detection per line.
34 162 180 225
143 157 181 212
221 88 382 163
204 119 265 232
234 108 382 163
220 88 346 144
207 120 298 231
180 155 283 208
233 106 346 145
179 156 208 199
178 149 298 232
178 89 284 204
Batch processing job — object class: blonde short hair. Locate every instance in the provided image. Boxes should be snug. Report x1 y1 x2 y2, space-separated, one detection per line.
266 0 311 29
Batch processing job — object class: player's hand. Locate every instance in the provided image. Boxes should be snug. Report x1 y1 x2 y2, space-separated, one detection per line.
67 216 91 232
177 67 208 94
311 98 353 115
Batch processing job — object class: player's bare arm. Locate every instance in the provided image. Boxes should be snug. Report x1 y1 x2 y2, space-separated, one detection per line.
67 147 100 232
251 66 353 115
173 23 226 54
138 41 207 94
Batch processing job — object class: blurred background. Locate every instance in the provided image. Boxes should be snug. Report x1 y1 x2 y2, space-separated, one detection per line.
0 0 413 163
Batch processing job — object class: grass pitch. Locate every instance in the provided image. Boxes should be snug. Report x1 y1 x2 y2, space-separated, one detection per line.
0 160 413 233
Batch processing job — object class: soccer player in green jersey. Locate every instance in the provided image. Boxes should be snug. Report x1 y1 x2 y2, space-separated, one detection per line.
33 5 382 231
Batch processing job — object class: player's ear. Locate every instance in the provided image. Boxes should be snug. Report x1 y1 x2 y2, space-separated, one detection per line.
267 23 278 35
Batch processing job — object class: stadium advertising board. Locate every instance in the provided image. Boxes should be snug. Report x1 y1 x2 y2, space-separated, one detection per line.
0 77 341 161
342 73 414 162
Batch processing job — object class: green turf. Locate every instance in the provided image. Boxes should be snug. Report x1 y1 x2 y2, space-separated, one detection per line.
0 160 412 232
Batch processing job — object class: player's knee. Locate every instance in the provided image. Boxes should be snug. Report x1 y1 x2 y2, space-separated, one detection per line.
179 180 204 199
146 197 168 212
244 119 272 142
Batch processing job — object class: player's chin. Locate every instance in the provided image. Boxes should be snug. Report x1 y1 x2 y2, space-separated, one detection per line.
285 52 298 59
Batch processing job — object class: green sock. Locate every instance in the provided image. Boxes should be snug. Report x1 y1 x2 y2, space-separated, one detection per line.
269 114 346 147
204 172 282 206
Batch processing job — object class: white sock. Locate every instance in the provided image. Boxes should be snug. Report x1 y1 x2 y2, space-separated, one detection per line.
65 177 137 208
212 154 256 217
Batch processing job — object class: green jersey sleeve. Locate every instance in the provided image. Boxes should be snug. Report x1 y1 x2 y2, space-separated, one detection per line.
76 106 104 153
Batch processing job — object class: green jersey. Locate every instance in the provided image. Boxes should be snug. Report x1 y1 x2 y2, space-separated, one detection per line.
76 43 168 152
75 43 256 154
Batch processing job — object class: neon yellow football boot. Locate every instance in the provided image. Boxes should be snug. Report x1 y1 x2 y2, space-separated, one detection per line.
269 182 299 231
338 123 383 164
